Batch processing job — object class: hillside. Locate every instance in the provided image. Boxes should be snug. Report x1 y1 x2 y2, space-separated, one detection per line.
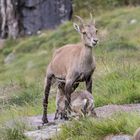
0 7 140 140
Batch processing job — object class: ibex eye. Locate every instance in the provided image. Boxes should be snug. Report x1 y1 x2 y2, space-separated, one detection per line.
83 32 86 35
96 30 98 34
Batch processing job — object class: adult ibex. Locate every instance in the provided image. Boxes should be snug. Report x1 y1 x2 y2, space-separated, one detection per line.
42 14 98 123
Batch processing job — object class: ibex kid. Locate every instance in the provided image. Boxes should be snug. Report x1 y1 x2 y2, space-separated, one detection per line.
54 83 96 120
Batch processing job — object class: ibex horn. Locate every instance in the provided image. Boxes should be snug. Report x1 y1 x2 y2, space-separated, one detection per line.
75 15 84 25
90 13 95 25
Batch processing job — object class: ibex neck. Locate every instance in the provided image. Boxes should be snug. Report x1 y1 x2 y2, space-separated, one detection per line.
80 44 93 64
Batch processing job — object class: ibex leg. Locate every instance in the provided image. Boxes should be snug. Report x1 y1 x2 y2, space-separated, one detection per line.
42 74 53 124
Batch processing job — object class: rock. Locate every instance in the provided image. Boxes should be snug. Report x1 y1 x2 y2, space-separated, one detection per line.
24 0 44 7
24 114 66 140
130 19 137 24
104 135 133 140
24 125 60 140
0 0 73 38
95 104 140 118
4 52 16 64
20 0 73 35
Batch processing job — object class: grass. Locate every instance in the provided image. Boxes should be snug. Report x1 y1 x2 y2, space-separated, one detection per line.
0 120 30 140
54 113 140 140
0 6 140 140
94 63 140 106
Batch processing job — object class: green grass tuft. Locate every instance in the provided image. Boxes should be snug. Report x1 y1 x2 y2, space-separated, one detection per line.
0 121 29 140
54 113 140 140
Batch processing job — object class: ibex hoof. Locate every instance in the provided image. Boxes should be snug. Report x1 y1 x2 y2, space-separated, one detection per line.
42 117 49 124
54 117 58 120
60 111 69 120
63 113 69 120
64 117 69 120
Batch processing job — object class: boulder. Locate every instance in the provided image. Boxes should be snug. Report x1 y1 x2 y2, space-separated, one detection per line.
24 114 65 140
20 0 73 35
0 0 73 38
104 135 133 140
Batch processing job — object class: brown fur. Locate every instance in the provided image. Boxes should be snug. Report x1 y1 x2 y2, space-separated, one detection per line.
54 90 96 120
133 127 140 140
42 15 98 123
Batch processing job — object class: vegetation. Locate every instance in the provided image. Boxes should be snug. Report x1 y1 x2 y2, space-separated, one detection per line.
54 113 140 140
73 0 140 16
0 121 30 140
0 6 140 140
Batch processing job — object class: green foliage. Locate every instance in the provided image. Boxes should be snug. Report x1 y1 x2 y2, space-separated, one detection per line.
54 113 140 140
2 39 18 55
8 82 42 106
94 65 140 107
0 121 29 140
73 0 140 16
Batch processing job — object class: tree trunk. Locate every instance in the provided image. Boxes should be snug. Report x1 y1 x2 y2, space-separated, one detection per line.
0 0 7 38
0 0 19 39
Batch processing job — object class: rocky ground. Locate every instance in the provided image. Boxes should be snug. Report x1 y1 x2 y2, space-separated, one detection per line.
23 104 140 140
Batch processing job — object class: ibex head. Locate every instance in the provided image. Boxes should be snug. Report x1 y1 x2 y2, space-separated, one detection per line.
73 14 98 47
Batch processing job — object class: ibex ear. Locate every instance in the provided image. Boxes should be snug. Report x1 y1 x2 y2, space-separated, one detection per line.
73 23 81 33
